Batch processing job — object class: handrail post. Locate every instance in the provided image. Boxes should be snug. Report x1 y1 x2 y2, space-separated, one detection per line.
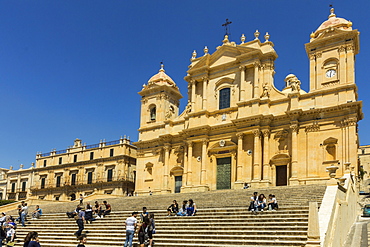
306 201 321 247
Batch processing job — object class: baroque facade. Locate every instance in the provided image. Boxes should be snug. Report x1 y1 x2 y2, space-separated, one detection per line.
134 8 363 195
25 137 137 201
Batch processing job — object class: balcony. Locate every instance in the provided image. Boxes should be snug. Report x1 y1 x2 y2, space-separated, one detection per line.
30 174 135 192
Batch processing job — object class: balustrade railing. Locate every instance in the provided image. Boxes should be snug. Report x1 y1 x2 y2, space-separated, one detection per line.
30 174 134 191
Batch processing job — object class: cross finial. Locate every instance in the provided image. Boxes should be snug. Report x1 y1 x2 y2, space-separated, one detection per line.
222 19 232 37
329 4 336 18
159 61 165 72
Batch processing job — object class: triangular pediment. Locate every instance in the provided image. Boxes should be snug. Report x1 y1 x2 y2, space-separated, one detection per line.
189 45 256 71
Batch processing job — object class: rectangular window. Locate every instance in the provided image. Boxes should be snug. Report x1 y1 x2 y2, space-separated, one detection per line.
59 157 62 165
90 152 94 160
110 148 114 157
21 181 27 192
74 155 78 163
107 169 113 182
219 88 230 109
71 174 76 185
41 178 45 189
87 172 93 184
11 183 16 193
43 160 47 167
56 176 61 187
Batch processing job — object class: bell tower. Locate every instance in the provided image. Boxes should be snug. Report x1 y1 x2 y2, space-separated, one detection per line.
138 63 182 139
305 7 359 92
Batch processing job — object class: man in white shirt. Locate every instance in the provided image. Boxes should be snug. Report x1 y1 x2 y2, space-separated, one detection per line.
21 203 28 227
124 211 138 247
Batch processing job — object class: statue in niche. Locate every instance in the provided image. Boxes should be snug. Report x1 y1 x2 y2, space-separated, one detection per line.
165 105 175 119
185 102 192 114
285 74 301 92
261 83 270 98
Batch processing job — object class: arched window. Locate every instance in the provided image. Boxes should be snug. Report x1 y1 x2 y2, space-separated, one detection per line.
150 106 156 121
219 88 230 109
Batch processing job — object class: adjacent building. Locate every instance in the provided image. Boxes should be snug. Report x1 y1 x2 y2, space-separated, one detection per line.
28 137 136 201
134 8 362 195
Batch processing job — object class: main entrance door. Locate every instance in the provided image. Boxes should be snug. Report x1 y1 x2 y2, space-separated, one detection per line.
217 157 231 190
174 176 182 193
276 165 287 186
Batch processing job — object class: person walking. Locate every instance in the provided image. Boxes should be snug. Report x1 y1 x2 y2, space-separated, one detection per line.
20 203 28 227
74 206 85 237
123 212 138 247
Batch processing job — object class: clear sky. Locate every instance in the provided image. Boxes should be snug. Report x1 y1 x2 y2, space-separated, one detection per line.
0 0 369 170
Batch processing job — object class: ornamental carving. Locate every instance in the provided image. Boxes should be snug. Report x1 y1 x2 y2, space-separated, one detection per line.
305 122 320 132
261 83 270 98
290 124 299 133
316 52 322 58
262 129 270 138
341 117 357 127
253 130 261 137
338 46 346 53
236 133 244 140
346 45 353 51
274 130 289 140
309 54 316 60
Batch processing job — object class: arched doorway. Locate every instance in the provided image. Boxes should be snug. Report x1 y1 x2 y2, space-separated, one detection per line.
270 153 290 186
170 166 184 193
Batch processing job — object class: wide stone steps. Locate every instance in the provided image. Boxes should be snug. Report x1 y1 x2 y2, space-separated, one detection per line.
8 184 326 215
8 184 327 247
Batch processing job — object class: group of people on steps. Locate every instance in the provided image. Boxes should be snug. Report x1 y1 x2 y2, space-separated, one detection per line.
248 192 279 213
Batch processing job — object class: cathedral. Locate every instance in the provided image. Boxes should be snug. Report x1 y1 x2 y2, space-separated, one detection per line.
134 8 362 195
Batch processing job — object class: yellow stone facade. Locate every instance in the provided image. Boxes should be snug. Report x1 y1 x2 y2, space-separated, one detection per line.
134 9 363 195
28 137 136 201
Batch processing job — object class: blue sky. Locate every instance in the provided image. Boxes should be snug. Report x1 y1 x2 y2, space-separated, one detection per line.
0 1 369 169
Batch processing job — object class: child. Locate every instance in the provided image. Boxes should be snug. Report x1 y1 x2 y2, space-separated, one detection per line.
77 234 87 247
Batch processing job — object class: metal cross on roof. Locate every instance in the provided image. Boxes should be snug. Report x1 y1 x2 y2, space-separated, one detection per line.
222 19 232 36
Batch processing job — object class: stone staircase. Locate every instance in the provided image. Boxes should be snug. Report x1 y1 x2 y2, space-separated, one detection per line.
8 184 326 247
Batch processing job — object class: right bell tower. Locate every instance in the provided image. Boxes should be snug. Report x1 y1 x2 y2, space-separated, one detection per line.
305 7 360 92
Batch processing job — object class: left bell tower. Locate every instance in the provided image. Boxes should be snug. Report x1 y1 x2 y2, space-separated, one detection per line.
138 63 183 140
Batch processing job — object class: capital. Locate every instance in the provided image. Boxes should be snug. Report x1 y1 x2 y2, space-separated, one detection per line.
262 129 270 137
290 124 299 133
236 132 244 140
253 130 261 137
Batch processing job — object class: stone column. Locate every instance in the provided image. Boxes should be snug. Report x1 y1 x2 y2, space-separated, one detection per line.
262 130 270 182
187 141 193 186
200 139 208 185
338 46 346 84
346 45 355 84
239 66 246 101
253 62 260 98
202 77 208 110
290 123 299 183
315 52 322 89
163 145 170 191
183 145 188 186
191 80 196 111
309 54 316 91
252 130 261 181
236 133 244 182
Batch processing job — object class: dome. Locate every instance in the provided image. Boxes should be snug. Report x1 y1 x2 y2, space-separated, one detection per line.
311 8 352 40
146 63 178 89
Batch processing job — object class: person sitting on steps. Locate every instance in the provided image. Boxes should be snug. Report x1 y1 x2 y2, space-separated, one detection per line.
256 194 267 212
268 194 278 211
186 199 197 216
248 192 258 212
167 200 179 216
177 200 188 216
